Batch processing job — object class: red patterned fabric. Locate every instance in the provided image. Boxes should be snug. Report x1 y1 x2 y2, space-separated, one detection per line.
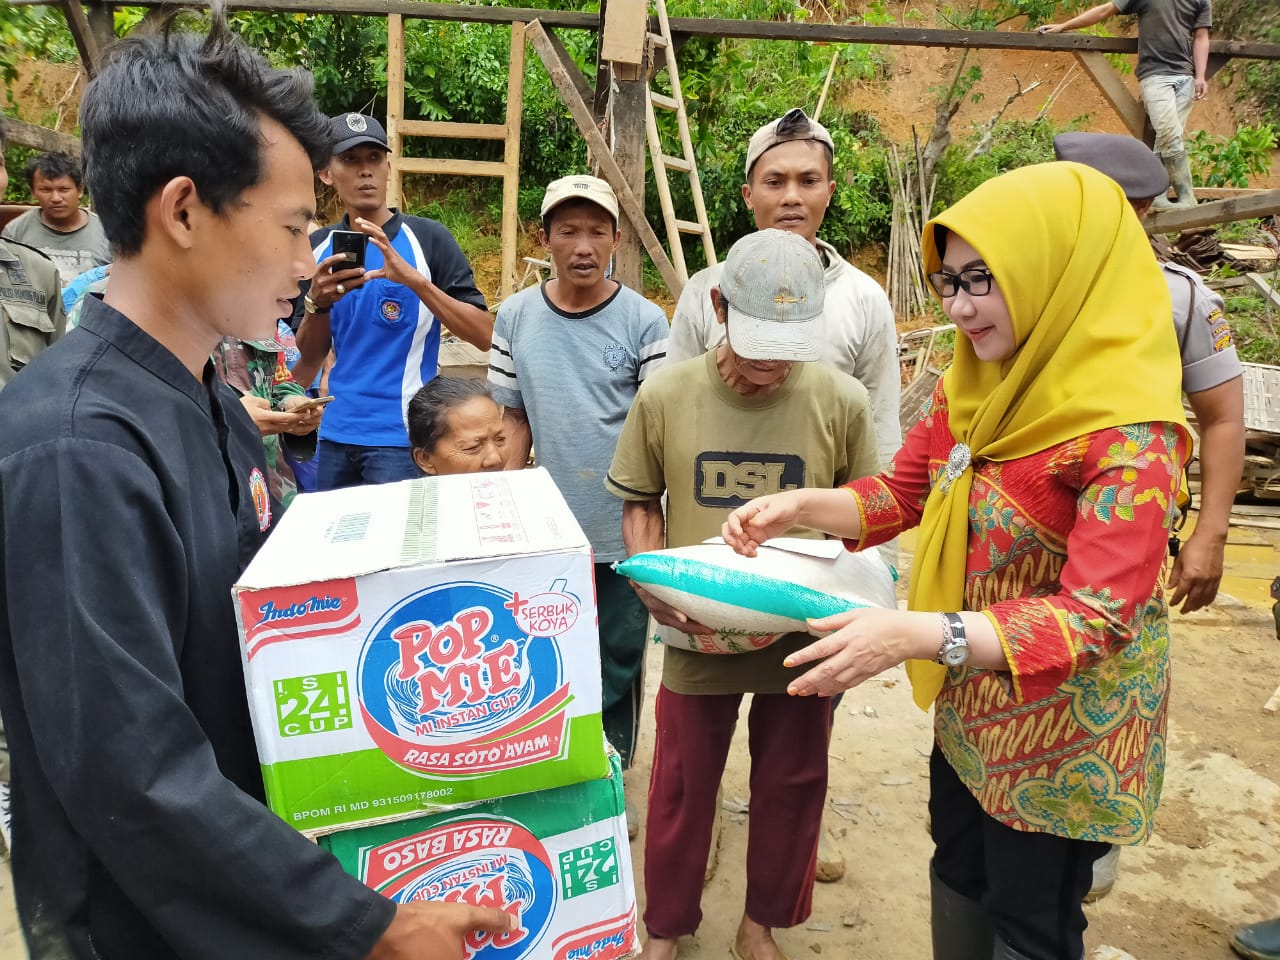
846 384 1190 843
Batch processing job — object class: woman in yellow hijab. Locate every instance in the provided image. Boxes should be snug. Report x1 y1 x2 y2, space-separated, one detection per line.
724 161 1190 960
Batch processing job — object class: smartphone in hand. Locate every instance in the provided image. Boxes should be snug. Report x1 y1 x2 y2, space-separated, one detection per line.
330 230 368 269
291 395 335 413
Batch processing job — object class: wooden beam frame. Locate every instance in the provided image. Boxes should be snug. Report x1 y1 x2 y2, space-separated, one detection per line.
1 118 81 156
59 0 102 75
13 0 1280 61
526 19 682 296
1073 51 1147 141
1145 190 1280 233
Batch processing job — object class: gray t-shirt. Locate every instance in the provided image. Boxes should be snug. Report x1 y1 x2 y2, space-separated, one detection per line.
1164 262 1241 394
1114 0 1212 81
488 281 668 562
1 209 112 281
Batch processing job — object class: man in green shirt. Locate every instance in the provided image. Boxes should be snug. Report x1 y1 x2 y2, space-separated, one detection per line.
607 229 880 960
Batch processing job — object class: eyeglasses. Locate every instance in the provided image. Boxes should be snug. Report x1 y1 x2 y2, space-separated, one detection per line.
927 268 995 298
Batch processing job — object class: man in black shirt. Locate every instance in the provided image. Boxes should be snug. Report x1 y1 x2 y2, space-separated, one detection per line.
0 11 509 959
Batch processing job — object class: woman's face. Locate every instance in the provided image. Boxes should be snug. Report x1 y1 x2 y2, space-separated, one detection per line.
935 234 1016 364
412 396 507 476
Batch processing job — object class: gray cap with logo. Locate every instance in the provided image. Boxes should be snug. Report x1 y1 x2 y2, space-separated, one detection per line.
719 228 823 362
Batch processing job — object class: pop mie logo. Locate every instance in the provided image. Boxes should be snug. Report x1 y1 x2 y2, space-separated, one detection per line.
357 581 575 777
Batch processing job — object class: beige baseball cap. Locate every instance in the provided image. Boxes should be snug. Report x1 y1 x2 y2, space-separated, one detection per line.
540 174 620 221
744 108 835 178
719 228 823 362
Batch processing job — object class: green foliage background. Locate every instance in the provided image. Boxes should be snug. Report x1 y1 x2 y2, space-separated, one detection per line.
2 0 1277 288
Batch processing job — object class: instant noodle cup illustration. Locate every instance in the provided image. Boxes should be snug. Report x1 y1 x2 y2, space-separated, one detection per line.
613 537 897 654
234 469 610 834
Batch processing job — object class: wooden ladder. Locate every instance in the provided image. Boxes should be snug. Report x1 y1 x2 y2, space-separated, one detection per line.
644 0 716 282
385 17 526 301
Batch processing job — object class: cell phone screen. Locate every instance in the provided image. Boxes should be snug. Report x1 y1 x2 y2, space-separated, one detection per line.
330 230 367 269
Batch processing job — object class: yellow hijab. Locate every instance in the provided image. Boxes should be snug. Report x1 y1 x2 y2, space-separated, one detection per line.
905 161 1189 709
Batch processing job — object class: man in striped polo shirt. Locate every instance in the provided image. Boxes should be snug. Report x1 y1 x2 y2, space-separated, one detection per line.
488 176 668 826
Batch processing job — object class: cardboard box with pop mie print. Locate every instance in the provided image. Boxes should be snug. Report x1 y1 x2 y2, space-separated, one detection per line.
233 468 607 834
319 751 637 960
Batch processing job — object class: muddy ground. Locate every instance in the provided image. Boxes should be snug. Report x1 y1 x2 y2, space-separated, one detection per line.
1 520 1275 959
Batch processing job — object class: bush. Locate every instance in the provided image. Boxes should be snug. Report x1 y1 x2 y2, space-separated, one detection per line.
1187 124 1276 188
931 117 1064 212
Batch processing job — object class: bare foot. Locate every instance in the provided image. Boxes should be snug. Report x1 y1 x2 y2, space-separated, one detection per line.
733 916 788 960
638 936 679 960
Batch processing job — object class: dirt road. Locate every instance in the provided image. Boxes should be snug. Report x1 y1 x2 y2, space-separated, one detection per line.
1 524 1276 959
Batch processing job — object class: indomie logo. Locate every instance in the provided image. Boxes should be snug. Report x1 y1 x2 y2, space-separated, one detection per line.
694 452 806 508
240 579 361 659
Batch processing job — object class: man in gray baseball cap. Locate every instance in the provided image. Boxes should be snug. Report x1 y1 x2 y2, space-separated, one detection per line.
669 107 900 884
1052 130 1244 904
606 228 880 960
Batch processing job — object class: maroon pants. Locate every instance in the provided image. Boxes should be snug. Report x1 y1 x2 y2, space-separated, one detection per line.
642 684 831 939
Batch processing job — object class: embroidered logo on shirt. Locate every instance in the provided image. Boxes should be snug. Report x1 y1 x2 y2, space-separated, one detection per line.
602 343 627 371
1207 309 1233 353
381 299 403 323
249 467 272 532
694 452 805 507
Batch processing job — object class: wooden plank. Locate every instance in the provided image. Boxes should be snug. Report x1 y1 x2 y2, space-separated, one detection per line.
398 157 507 177
1246 273 1280 310
60 0 102 76
600 0 646 65
0 118 80 156
1073 51 1146 139
17 0 1280 60
386 12 404 210
646 94 689 281
85 1 114 57
500 22 525 300
1196 187 1271 199
397 120 507 140
1145 190 1280 233
543 26 595 111
526 19 682 296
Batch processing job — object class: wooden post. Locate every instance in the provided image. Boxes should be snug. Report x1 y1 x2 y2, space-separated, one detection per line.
499 22 526 300
1073 51 1148 141
86 2 115 58
60 0 102 77
611 63 648 293
386 13 405 211
1144 189 1280 233
527 20 681 295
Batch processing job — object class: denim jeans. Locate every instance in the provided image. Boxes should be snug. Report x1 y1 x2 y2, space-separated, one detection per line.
1139 73 1195 156
316 439 419 490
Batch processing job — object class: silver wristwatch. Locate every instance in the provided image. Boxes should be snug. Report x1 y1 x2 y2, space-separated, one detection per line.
936 612 970 667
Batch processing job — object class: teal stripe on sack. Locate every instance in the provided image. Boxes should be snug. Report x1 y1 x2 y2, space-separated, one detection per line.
613 554 865 621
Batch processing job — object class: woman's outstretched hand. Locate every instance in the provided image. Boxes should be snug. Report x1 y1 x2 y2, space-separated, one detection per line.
722 491 803 557
784 608 925 697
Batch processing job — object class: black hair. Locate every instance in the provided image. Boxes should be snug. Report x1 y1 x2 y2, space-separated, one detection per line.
541 197 617 236
79 1 330 256
25 152 83 190
748 108 835 181
407 377 496 452
934 224 950 258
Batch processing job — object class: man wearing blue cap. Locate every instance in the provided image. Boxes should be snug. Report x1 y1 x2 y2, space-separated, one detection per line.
295 112 493 489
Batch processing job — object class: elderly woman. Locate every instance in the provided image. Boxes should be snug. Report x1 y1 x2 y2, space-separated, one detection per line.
724 162 1190 960
406 376 507 476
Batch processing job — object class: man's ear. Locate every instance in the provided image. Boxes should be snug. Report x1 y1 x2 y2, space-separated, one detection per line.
151 176 202 251
710 286 727 326
318 165 335 188
610 228 621 252
537 227 550 251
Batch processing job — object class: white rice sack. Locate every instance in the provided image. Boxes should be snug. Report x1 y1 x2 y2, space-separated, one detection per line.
613 538 897 654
